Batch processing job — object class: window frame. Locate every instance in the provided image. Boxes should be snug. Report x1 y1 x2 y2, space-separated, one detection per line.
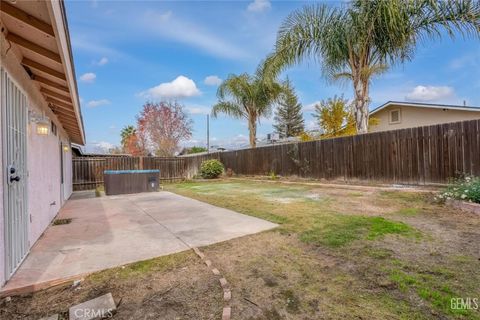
389 108 401 124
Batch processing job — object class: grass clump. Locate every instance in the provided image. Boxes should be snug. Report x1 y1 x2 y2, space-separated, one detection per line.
281 289 301 313
52 218 72 226
301 216 417 247
95 185 104 197
89 251 192 282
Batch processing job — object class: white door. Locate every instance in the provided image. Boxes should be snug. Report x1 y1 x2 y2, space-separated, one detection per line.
1 68 29 280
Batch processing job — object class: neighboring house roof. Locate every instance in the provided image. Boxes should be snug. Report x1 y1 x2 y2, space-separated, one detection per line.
0 0 85 145
370 101 480 116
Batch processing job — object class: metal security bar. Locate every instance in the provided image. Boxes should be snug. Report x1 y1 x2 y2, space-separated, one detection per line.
1 68 29 280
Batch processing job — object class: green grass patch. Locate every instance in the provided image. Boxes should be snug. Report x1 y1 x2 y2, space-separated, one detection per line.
300 216 417 248
388 267 479 319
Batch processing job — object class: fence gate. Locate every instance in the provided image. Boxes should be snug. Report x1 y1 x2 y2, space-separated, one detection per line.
1 69 29 280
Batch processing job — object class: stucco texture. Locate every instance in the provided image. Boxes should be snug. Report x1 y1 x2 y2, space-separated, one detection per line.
369 104 480 133
1 32 73 287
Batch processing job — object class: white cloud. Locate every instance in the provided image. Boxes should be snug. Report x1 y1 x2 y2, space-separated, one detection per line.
140 76 201 99
142 11 249 60
87 99 111 108
304 101 321 111
79 72 96 83
72 36 124 58
186 105 211 115
96 57 109 66
96 141 113 149
87 141 115 154
305 120 319 131
405 85 455 102
204 75 222 86
449 51 480 70
247 0 271 12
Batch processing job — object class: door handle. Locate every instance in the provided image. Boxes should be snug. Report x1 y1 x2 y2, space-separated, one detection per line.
10 176 20 183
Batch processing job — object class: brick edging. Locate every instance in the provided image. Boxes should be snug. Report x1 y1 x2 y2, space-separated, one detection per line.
446 199 480 215
192 247 231 320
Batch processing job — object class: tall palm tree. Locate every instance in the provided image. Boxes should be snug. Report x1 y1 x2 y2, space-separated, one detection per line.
120 125 136 148
212 73 284 148
263 0 480 133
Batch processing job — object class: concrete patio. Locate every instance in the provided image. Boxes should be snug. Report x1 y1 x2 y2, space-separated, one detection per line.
0 191 277 296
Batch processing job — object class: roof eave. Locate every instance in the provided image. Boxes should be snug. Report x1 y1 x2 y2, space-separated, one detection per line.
370 101 480 116
45 0 85 145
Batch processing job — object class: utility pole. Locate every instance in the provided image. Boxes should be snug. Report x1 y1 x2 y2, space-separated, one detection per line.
206 114 210 153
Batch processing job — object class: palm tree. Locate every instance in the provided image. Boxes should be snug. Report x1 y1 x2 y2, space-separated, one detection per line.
212 73 284 148
263 0 480 133
120 125 136 148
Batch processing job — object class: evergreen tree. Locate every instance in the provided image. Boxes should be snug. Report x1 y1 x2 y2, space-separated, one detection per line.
273 80 304 138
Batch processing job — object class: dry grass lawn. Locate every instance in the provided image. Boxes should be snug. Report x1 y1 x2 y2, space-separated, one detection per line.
1 179 479 320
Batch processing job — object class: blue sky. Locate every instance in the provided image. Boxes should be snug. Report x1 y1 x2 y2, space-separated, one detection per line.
66 0 480 152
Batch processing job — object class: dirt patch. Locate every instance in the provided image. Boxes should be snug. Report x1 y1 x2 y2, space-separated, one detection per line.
167 180 480 319
0 251 223 320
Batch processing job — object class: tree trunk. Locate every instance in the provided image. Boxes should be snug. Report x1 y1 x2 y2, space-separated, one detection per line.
353 78 369 134
248 118 257 148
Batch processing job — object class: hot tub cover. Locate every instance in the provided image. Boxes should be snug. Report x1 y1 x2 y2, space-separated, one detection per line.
104 170 160 174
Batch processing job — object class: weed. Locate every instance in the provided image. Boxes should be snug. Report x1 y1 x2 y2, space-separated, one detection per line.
281 289 300 313
52 218 72 226
269 171 279 180
95 185 104 197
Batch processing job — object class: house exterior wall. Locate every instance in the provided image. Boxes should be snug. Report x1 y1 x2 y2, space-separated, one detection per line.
0 33 73 287
0 69 3 288
369 104 480 133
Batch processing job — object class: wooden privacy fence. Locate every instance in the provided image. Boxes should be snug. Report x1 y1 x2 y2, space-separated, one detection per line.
73 119 480 190
73 157 187 190
214 119 480 185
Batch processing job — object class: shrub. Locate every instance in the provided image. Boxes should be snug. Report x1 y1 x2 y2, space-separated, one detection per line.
436 175 480 204
200 159 224 179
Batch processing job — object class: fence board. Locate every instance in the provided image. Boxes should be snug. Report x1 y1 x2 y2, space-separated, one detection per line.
73 119 480 190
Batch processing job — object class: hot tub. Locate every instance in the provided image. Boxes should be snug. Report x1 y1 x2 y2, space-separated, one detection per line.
103 170 160 195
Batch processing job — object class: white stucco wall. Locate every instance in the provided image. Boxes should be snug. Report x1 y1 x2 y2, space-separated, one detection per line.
0 68 4 287
1 33 73 286
64 143 73 201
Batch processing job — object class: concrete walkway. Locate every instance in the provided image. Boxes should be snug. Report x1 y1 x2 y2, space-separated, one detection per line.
1 191 277 295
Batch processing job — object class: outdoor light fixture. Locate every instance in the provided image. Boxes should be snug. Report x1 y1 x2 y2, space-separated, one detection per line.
63 145 69 152
36 120 50 136
29 110 50 136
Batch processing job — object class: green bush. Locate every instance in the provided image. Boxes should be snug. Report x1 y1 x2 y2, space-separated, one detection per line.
200 159 224 179
436 175 480 203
